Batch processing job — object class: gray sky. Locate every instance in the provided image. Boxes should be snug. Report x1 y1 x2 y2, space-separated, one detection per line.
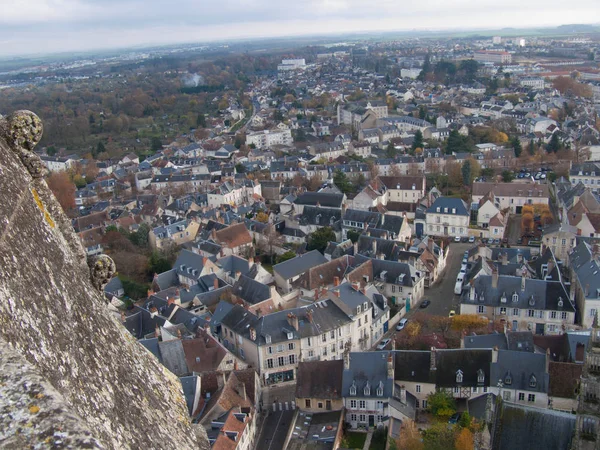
1 0 598 56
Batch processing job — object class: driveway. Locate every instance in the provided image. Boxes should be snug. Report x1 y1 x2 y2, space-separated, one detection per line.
506 215 522 245
255 409 295 450
409 242 470 317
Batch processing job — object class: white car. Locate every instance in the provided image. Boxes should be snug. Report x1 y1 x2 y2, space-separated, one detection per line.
377 338 391 350
454 236 461 242
468 236 475 243
396 318 408 331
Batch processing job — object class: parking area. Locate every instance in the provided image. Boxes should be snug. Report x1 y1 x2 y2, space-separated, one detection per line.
255 409 295 450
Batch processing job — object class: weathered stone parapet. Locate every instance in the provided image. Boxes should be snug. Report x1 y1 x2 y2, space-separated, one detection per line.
0 112 206 449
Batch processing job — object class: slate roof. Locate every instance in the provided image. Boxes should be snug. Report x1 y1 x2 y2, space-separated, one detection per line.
463 333 508 350
180 376 199 416
273 250 328 280
548 362 582 399
393 351 434 384
232 275 271 305
569 240 600 300
491 402 575 450
214 223 252 249
342 352 394 398
462 275 573 312
491 350 549 393
295 360 344 399
158 339 189 376
473 182 549 199
426 197 469 216
434 349 492 387
294 192 344 208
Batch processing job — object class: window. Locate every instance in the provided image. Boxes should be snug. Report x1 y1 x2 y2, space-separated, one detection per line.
350 414 357 422
307 337 312 347
529 375 537 388
548 324 556 333
536 310 544 319
305 399 311 408
505 373 512 385
512 308 519 316
415 400 420 408
591 309 597 318
357 305 362 314
330 330 335 339
322 334 327 343
358 318 362 327
392 285 395 293
528 394 536 402
268 346 273 354
267 359 273 368
562 239 566 246
331 344 336 353
288 343 295 350
477 369 485 384
528 310 535 318
350 382 357 396
318 402 323 409
456 370 464 383
359 414 366 423
364 383 371 396
422 400 428 409
483 387 488 393
519 393 525 401
308 350 314 357
364 314 368 323
377 415 383 424
350 400 357 408
561 312 568 320
453 387 459 394
500 307 507 315
278 356 285 366
416 385 421 393
289 354 295 365
478 305 485 314
359 400 366 409
512 293 519 303
550 311 557 319
473 387 478 394
277 344 284 352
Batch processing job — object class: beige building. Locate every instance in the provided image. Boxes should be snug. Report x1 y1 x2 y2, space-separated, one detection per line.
542 223 577 264
472 182 550 214
149 219 200 250
295 360 344 412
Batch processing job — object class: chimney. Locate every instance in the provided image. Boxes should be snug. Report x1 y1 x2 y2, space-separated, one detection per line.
492 346 499 363
351 281 360 292
307 310 313 323
202 256 208 265
501 252 508 266
521 273 526 291
547 260 555 277
248 257 254 266
120 311 126 323
492 268 499 289
430 347 436 371
176 328 182 339
371 239 377 255
400 385 407 404
333 289 340 298
235 270 241 281
217 372 227 390
249 327 256 341
344 351 350 370
214 277 220 290
380 214 385 226
287 313 299 331
333 276 340 287
167 297 174 306
387 354 394 379
155 325 160 338
211 228 217 240
469 282 476 301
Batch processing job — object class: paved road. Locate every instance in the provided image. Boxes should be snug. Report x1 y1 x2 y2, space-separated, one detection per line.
410 242 470 318
507 215 522 245
255 409 295 450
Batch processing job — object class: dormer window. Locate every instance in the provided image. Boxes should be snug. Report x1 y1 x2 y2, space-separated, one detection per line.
500 293 507 304
452 208 456 214
444 207 448 213
529 296 535 306
364 381 371 396
529 375 537 388
437 207 441 213
512 293 519 303
350 381 357 396
558 297 563 308
504 372 512 385
265 334 272 344
477 369 485 384
357 305 362 314
287 332 293 340
363 302 368 311
377 381 384 397
456 370 464 383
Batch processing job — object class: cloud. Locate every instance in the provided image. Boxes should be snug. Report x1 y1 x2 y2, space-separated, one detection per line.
0 0 598 56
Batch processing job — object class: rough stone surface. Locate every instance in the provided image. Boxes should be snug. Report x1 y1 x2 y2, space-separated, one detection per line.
0 111 208 450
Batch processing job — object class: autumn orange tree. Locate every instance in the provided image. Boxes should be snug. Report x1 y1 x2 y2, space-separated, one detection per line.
46 171 76 212
390 421 424 450
450 314 488 333
455 428 474 450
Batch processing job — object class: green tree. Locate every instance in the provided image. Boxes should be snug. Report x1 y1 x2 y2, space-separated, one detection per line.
347 229 361 243
333 170 353 194
461 160 472 186
235 163 246 173
502 170 515 182
528 138 536 155
459 59 479 83
423 422 458 450
148 251 171 275
427 390 456 418
417 53 431 81
151 137 163 152
46 145 57 156
418 106 427 120
512 137 522 158
94 141 106 159
547 133 561 153
196 114 206 128
277 250 297 264
446 130 472 154
458 412 472 429
307 227 336 254
412 130 424 152
129 223 150 248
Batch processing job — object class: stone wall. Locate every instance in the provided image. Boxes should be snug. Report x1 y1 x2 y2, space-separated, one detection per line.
0 111 208 449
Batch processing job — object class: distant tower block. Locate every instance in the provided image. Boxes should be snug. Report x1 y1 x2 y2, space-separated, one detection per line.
492 36 502 45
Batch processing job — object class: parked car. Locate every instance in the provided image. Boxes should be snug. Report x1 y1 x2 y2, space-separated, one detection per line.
517 238 523 245
461 236 469 243
420 300 431 309
468 236 475 243
488 238 494 244
494 238 501 245
448 310 456 318
377 338 391 350
502 238 508 244
396 318 408 331
448 412 462 424
454 236 461 242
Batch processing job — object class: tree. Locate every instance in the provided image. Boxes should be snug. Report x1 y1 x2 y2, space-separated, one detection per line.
418 106 427 120
412 130 424 153
93 141 106 159
46 145 57 156
255 212 269 223
547 133 561 153
307 227 336 254
392 421 424 450
528 138 536 156
461 160 472 186
386 141 398 158
196 114 206 128
261 224 283 264
450 314 488 332
446 130 472 154
46 171 76 211
151 137 163 152
277 250 296 264
455 428 474 450
427 390 456 418
129 223 150 248
235 163 246 173
423 422 457 450
347 229 361 243
512 137 522 158
521 212 534 234
502 170 515 182
333 170 353 194
148 251 171 275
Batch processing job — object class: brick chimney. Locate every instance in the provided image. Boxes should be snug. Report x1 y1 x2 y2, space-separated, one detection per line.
521 272 526 291
430 347 436 371
214 277 220 290
333 289 340 298
492 267 499 289
351 281 360 292
333 276 340 287
211 228 217 240
306 310 313 323
287 313 299 331
248 257 254 266
235 270 241 281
